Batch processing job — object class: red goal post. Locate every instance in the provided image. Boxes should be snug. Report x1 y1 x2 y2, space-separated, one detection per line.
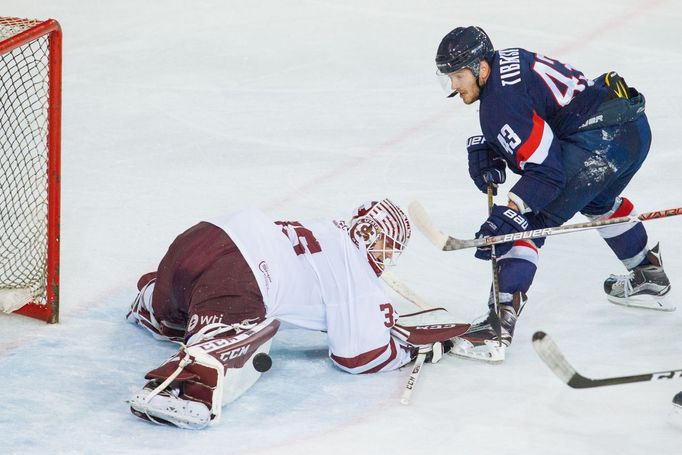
0 17 61 323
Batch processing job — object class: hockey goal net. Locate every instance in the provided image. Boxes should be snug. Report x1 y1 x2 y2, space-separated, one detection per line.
0 17 61 323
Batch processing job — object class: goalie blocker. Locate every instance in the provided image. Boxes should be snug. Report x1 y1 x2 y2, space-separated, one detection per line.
394 308 470 362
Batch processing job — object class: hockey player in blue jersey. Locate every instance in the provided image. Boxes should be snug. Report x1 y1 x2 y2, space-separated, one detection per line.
435 26 671 362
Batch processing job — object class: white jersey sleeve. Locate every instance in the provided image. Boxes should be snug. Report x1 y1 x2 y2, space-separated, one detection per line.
210 208 413 374
314 225 414 374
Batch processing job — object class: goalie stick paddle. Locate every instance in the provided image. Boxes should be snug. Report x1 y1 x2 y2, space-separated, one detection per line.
532 331 682 389
408 201 682 252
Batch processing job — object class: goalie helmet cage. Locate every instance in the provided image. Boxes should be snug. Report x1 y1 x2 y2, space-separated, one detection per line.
0 17 61 323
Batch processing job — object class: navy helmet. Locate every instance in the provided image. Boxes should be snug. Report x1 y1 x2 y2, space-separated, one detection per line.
435 26 494 77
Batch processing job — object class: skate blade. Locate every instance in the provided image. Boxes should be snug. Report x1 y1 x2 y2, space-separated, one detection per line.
607 294 676 312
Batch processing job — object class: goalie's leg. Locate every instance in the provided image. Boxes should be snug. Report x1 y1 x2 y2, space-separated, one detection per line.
129 318 280 429
127 221 263 341
126 274 185 342
128 222 273 428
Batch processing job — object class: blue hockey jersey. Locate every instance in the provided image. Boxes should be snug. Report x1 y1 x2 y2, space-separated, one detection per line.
478 48 612 214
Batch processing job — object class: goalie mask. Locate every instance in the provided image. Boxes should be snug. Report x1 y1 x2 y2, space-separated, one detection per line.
349 199 411 276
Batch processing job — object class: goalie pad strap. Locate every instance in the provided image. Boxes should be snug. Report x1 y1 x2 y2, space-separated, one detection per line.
143 318 280 423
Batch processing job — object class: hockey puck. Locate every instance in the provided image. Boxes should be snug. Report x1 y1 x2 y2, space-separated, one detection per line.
252 353 272 372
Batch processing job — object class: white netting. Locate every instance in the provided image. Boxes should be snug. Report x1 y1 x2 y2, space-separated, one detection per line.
0 17 41 41
0 20 50 308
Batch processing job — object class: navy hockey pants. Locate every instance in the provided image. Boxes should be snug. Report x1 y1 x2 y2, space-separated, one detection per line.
495 114 652 299
541 113 652 224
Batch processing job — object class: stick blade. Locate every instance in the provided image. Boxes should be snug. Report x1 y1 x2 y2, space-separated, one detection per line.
532 331 582 387
408 201 449 250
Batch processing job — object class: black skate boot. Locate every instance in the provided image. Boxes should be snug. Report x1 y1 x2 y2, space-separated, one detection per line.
450 291 527 363
604 243 673 311
674 391 682 409
673 391 682 421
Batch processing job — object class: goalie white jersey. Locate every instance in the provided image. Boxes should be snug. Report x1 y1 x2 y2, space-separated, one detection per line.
210 208 413 374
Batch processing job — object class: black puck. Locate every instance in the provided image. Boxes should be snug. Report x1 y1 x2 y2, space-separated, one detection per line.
252 353 272 372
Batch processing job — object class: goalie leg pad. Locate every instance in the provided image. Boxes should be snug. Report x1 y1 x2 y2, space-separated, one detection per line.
129 318 280 428
129 382 211 430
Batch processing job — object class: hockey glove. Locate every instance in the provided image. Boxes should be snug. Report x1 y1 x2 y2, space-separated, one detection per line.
411 340 454 364
474 205 529 260
467 135 506 196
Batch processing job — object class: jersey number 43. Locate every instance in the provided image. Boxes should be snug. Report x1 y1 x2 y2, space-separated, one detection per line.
533 54 588 107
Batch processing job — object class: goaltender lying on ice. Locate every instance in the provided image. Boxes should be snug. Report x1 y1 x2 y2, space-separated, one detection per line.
126 199 469 429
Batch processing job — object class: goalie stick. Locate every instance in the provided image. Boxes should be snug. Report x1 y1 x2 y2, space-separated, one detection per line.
381 269 431 311
532 331 682 389
395 310 470 405
401 348 428 405
409 200 682 252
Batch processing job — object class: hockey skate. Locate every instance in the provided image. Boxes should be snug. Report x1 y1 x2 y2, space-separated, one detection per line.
129 380 211 430
450 291 526 363
673 391 682 410
672 391 682 424
604 244 674 311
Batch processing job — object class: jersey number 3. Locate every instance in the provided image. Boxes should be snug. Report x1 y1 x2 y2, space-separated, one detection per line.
379 303 395 328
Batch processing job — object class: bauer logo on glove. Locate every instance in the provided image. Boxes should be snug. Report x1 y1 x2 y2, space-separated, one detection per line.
502 208 529 230
474 205 530 259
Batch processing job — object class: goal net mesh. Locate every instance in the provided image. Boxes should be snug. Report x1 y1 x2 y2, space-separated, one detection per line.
0 18 51 308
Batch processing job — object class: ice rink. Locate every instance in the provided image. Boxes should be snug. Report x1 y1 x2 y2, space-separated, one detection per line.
2 0 682 453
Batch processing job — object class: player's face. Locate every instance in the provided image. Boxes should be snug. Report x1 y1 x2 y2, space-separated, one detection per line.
447 68 480 104
370 235 393 263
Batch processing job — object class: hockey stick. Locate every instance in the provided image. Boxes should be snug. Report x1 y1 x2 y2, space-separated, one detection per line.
532 331 682 388
486 184 502 344
400 347 428 405
382 269 432 311
409 201 682 252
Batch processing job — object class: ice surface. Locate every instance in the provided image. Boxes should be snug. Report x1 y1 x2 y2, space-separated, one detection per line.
2 1 682 453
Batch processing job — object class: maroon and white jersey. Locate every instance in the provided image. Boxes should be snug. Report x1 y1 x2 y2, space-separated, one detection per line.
210 208 412 374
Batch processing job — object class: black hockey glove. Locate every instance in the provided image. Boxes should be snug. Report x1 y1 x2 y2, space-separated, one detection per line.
467 135 506 196
474 205 529 260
